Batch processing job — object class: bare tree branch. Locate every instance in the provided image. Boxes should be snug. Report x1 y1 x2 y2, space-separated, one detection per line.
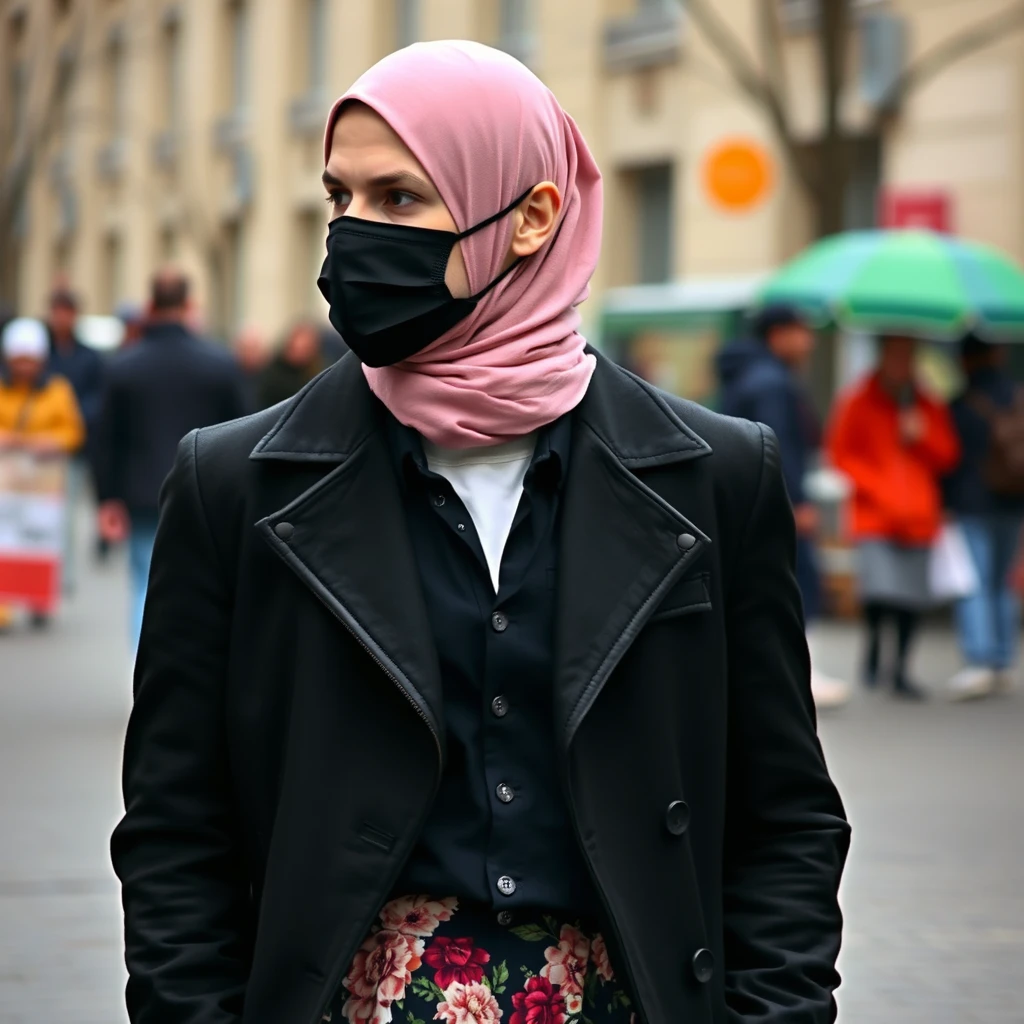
0 10 88 298
681 0 818 199
875 0 1024 118
758 0 788 108
814 0 850 235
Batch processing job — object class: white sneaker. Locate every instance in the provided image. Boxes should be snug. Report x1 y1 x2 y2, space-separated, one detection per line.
947 667 995 702
811 671 850 709
992 669 1016 695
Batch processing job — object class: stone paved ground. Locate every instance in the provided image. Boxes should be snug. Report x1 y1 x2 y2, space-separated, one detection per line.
1 530 1022 1022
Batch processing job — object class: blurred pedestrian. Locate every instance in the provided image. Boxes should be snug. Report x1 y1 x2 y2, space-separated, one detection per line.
45 287 104 592
113 43 848 1024
827 335 960 699
95 269 249 656
258 318 323 409
115 302 146 348
231 325 269 412
319 323 349 364
943 333 1024 699
718 305 849 709
0 318 85 629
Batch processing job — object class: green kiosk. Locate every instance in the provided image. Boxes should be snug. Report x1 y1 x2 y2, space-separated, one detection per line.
597 275 768 410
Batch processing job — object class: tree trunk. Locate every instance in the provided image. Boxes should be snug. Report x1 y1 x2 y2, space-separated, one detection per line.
815 0 851 237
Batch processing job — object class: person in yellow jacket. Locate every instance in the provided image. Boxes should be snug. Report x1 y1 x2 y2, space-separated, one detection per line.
0 317 85 628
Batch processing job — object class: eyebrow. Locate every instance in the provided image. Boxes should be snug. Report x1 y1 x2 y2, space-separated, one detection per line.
321 168 434 192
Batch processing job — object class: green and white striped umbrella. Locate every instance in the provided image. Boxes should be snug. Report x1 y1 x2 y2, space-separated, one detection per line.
759 230 1024 340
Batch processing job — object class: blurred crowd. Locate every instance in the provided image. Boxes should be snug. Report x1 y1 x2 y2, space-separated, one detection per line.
0 271 346 648
1 278 1021 713
718 307 1023 708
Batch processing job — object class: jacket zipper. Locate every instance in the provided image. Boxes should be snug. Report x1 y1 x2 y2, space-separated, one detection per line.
302 587 443 1024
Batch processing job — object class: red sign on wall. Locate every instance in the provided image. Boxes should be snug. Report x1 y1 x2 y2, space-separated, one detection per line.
880 190 953 232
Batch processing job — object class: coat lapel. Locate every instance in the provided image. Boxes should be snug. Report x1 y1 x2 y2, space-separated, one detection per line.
248 352 713 757
555 355 713 748
250 356 444 751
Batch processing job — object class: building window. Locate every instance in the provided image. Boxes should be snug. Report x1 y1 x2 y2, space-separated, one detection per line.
101 233 125 312
293 211 326 316
635 163 674 284
9 61 28 143
395 0 420 48
306 0 327 92
160 226 178 261
228 0 249 114
103 26 128 139
224 219 247 333
159 11 183 132
498 0 534 64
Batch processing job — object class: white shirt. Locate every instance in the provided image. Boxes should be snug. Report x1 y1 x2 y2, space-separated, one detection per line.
423 434 538 593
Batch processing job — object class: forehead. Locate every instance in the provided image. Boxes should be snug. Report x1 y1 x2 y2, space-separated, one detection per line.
327 104 432 182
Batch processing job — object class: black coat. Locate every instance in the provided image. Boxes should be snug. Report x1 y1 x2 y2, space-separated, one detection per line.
95 322 249 516
112 352 849 1024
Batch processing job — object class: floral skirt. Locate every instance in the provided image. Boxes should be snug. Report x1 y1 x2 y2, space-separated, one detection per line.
325 895 636 1024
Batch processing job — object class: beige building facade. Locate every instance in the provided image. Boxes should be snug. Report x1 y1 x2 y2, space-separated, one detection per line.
2 0 1023 345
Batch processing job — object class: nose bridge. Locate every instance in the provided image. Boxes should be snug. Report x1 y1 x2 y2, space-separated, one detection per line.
344 195 386 223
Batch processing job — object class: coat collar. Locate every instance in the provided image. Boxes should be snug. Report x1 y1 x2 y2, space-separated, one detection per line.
250 349 712 469
252 351 713 756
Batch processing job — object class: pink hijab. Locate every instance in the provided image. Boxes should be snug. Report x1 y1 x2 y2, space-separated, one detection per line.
324 40 602 449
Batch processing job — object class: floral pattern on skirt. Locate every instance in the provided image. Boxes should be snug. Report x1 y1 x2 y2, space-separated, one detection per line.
324 895 636 1024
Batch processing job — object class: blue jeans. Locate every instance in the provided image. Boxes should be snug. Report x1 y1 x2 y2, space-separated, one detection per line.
955 515 1022 669
129 515 159 655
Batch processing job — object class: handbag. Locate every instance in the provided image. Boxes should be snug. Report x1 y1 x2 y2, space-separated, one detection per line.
929 523 979 601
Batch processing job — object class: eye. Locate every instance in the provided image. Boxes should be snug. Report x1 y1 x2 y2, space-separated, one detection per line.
387 190 419 209
325 190 351 211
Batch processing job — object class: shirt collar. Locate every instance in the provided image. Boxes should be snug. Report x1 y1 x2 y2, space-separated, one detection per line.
385 412 573 494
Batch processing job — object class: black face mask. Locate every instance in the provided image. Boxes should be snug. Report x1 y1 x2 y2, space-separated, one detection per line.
317 187 534 367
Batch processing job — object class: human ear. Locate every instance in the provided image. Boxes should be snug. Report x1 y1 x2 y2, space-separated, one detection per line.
508 182 562 259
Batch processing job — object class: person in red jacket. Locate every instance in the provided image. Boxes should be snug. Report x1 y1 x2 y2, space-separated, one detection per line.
827 335 961 698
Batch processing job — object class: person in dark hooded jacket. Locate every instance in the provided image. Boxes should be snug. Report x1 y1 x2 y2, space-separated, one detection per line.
718 305 849 708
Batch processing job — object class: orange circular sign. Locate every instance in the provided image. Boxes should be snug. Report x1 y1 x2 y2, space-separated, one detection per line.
702 139 774 212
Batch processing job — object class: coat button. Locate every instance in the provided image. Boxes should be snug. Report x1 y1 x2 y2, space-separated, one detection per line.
497 910 514 926
692 948 714 984
496 782 515 804
665 800 691 836
677 532 696 551
275 522 294 540
491 695 509 718
496 875 517 897
491 611 509 633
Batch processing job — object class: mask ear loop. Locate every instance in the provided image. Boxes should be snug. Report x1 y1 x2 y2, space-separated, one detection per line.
455 185 537 241
456 185 538 302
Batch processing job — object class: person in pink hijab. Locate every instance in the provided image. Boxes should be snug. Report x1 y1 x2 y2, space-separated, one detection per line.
113 41 847 1024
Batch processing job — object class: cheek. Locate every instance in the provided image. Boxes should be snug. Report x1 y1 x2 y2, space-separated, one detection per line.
444 240 472 299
